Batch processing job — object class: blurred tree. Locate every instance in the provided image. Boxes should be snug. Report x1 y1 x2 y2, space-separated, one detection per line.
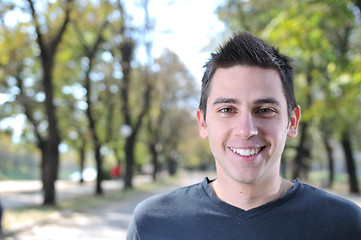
0 0 212 198
76 21 109 194
0 0 73 204
110 0 153 189
332 0 361 193
26 0 72 204
293 0 361 192
28 0 74 204
70 1 112 194
146 49 198 180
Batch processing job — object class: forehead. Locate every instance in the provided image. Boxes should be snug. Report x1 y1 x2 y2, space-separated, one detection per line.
208 65 286 106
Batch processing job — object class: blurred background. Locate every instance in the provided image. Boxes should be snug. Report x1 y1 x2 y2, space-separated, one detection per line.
0 0 360 238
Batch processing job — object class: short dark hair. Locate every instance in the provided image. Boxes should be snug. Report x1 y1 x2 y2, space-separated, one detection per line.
199 32 298 119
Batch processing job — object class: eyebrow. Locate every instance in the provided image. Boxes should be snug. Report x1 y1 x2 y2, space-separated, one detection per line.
212 98 240 106
254 97 281 107
212 97 281 106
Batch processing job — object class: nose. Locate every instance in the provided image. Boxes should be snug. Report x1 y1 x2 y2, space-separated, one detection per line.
234 112 258 139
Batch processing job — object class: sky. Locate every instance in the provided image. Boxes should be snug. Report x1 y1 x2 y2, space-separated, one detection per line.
147 0 225 82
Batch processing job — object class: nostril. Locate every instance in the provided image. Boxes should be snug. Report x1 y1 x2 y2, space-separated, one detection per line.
235 126 258 139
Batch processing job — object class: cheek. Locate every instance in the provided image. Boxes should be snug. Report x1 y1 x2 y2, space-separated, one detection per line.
207 122 230 148
208 119 232 137
259 121 288 145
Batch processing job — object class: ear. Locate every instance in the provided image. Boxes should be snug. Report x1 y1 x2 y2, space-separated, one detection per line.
196 109 208 139
287 106 301 139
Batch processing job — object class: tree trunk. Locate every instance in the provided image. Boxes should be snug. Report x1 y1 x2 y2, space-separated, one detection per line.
79 29 107 195
341 130 359 194
42 109 60 205
292 122 309 179
124 134 136 189
86 74 104 194
79 139 86 184
43 139 60 205
95 145 103 194
42 59 61 205
113 147 123 167
147 116 162 182
149 143 159 182
43 71 61 204
168 157 177 176
119 41 151 189
118 1 153 190
322 130 335 188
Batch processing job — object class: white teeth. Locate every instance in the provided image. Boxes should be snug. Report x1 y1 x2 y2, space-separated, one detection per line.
230 147 261 157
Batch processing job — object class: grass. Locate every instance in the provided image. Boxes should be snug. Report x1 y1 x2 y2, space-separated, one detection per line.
3 207 59 234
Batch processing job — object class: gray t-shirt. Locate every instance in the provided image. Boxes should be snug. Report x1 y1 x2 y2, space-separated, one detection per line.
127 178 361 239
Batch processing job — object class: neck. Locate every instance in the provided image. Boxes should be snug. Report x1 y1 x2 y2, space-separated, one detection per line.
212 174 286 211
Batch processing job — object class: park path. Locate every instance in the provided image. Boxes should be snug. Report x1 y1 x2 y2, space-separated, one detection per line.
1 171 210 240
1 171 361 240
0 175 154 209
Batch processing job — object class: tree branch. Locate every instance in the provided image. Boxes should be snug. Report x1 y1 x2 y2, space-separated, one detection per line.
27 0 47 57
74 20 109 55
15 65 45 147
50 0 73 51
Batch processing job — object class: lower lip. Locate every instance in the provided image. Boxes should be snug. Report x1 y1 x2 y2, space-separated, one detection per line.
229 148 263 162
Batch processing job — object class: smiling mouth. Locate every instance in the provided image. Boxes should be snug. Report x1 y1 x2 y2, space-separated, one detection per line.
229 147 263 157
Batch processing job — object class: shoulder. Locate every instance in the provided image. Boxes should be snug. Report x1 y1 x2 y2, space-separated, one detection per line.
295 181 361 227
132 180 207 219
299 182 360 209
127 180 210 239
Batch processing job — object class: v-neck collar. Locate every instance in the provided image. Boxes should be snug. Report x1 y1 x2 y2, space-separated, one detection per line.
202 177 301 221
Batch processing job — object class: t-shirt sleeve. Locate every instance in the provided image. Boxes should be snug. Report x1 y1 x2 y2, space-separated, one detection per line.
126 208 140 240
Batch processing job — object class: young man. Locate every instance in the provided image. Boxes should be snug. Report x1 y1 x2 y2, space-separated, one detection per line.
127 32 361 239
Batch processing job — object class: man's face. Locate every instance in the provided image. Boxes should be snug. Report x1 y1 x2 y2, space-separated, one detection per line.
196 65 300 184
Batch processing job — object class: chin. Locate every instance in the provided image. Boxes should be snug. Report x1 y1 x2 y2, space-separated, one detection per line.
230 172 261 184
234 177 258 185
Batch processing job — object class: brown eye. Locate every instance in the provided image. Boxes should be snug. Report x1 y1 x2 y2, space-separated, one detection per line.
257 108 276 116
259 108 271 113
220 108 233 113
